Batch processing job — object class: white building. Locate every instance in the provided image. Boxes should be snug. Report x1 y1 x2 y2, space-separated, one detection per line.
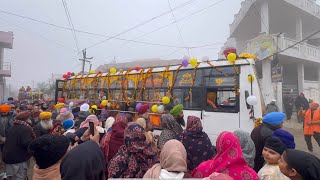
0 31 13 101
220 0 320 110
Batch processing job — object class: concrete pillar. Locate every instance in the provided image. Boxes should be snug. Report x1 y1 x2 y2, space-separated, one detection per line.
260 0 273 104
297 63 304 94
318 65 320 102
296 16 303 41
262 60 273 104
0 48 4 101
260 0 269 34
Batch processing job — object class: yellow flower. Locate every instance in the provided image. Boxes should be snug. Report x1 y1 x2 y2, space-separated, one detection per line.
239 53 255 60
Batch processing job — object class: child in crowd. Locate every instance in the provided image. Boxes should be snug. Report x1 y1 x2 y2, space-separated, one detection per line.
258 137 289 180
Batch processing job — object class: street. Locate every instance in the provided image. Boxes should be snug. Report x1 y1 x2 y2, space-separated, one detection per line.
283 117 320 158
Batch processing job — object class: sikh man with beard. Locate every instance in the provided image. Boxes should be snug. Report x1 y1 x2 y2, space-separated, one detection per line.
34 112 53 138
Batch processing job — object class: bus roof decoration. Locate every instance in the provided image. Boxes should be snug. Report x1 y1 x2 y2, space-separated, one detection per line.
58 59 254 105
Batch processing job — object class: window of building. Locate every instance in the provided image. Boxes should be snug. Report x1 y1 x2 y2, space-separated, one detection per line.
304 65 318 81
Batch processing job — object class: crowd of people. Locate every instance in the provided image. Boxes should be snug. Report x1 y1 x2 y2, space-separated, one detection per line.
0 97 319 180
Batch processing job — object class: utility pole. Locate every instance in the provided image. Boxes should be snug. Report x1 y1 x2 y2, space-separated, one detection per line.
89 63 92 73
79 49 93 74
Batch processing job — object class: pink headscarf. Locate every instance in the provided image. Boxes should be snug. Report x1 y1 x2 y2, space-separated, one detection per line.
80 115 100 128
192 131 259 180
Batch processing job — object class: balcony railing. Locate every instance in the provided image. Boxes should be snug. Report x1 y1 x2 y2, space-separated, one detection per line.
229 0 320 36
245 34 320 62
229 0 256 35
284 0 320 18
278 36 320 61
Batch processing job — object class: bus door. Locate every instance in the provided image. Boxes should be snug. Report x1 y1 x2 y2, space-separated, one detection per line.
202 77 240 143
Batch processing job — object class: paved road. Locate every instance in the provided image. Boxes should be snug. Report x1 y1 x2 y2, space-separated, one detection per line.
283 119 320 158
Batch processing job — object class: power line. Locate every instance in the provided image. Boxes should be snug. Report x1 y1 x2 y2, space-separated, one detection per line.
167 0 189 56
114 0 227 50
84 0 197 49
0 9 228 49
61 0 81 53
0 16 77 51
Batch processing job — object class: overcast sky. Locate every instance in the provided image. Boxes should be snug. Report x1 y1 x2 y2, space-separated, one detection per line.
0 0 241 89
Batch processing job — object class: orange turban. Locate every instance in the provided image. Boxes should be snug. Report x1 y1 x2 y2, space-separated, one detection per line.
0 104 11 113
311 102 319 109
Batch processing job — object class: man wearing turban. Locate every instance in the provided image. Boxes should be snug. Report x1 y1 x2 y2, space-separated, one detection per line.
34 112 53 137
0 104 15 178
303 102 320 152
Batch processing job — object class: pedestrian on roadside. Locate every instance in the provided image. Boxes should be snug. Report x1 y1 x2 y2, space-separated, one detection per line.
295 93 309 123
266 99 279 114
303 102 320 152
283 93 294 120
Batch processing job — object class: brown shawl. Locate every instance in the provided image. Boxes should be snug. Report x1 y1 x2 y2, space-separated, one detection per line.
33 163 61 180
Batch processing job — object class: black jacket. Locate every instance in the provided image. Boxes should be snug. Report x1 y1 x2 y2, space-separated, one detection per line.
60 140 105 180
33 123 51 138
0 112 15 137
3 124 33 164
295 96 309 110
251 123 279 172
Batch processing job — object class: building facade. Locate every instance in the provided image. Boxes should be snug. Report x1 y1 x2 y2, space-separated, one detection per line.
220 0 320 111
0 31 13 101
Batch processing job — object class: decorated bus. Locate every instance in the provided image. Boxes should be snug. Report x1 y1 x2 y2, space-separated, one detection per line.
55 56 263 143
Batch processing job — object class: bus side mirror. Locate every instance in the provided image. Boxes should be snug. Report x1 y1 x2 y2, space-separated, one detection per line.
245 90 250 109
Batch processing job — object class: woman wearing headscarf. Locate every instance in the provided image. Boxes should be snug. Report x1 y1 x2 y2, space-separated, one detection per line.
75 115 100 139
192 131 259 180
234 129 256 168
99 114 127 178
100 114 128 162
144 139 189 179
158 114 183 149
176 116 215 171
108 123 158 178
50 108 74 136
60 128 105 180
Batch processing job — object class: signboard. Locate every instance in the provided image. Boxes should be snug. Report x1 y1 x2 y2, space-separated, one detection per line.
271 65 282 82
247 34 275 61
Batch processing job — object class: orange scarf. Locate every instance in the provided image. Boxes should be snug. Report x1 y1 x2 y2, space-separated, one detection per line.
33 163 61 180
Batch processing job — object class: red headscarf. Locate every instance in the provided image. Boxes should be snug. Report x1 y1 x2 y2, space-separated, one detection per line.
192 131 258 180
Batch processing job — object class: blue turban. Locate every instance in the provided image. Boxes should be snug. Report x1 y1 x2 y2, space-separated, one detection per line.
263 112 286 125
273 129 295 149
62 119 75 130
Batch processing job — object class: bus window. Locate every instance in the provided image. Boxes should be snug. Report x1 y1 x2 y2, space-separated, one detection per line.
206 88 238 112
172 88 202 109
